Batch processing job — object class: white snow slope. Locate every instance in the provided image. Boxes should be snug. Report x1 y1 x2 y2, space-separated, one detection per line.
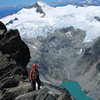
1 1 100 42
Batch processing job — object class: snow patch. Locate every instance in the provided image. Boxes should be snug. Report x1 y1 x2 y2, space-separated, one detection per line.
77 49 83 55
65 31 72 37
1 3 100 42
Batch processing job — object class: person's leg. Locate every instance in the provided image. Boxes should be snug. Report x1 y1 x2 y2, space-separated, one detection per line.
36 77 41 89
32 81 36 91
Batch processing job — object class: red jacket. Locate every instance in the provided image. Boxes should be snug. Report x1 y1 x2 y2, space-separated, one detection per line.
30 68 39 81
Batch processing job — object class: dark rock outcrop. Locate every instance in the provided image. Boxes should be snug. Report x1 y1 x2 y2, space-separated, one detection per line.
27 2 46 17
6 18 18 25
0 76 19 90
0 80 73 100
1 82 31 100
0 29 30 67
0 21 30 91
0 21 7 40
0 21 7 33
94 16 100 22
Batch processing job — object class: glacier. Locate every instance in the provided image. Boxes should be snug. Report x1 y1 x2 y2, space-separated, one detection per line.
1 1 100 42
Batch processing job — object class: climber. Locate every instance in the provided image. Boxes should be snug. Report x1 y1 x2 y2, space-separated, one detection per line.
29 64 41 91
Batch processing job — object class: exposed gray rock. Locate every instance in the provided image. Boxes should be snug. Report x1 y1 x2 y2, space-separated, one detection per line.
45 94 57 100
0 21 7 40
94 16 100 22
6 18 18 25
0 76 19 90
27 2 46 17
27 26 100 100
58 90 73 100
76 37 100 99
0 29 30 67
15 90 38 100
0 22 30 96
0 21 7 33
15 86 73 100
96 62 100 71
36 87 49 100
28 26 86 80
1 82 31 100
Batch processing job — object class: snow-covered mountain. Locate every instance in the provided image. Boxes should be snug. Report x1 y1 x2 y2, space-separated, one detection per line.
0 2 100 99
1 1 100 42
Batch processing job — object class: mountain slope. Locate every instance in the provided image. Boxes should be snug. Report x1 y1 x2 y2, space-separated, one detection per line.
0 2 100 100
1 2 100 42
27 26 100 100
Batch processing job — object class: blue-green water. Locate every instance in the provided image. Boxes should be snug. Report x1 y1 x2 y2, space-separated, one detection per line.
61 81 94 100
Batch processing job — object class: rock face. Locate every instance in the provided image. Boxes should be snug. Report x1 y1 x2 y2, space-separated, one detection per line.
0 29 30 67
27 2 45 17
0 21 30 91
0 81 73 100
28 26 86 79
6 17 18 25
76 37 100 99
94 16 100 22
0 21 7 33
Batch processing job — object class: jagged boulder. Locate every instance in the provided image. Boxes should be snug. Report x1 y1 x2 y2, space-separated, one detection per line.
0 21 7 40
0 29 30 67
1 82 31 100
15 87 73 100
0 76 19 90
0 21 30 91
0 21 7 33
58 90 73 100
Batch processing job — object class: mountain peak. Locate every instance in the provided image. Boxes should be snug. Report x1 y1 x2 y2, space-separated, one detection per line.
24 2 46 17
26 2 41 9
33 2 40 8
37 1 50 8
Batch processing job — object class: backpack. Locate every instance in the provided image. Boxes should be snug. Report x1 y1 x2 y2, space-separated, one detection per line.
30 68 38 81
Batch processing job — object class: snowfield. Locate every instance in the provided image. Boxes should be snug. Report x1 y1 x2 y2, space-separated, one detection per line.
1 1 100 42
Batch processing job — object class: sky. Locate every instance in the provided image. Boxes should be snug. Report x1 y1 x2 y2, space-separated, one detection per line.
0 0 63 7
0 0 100 8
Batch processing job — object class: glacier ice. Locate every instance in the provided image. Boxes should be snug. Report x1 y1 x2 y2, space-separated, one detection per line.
1 2 100 42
